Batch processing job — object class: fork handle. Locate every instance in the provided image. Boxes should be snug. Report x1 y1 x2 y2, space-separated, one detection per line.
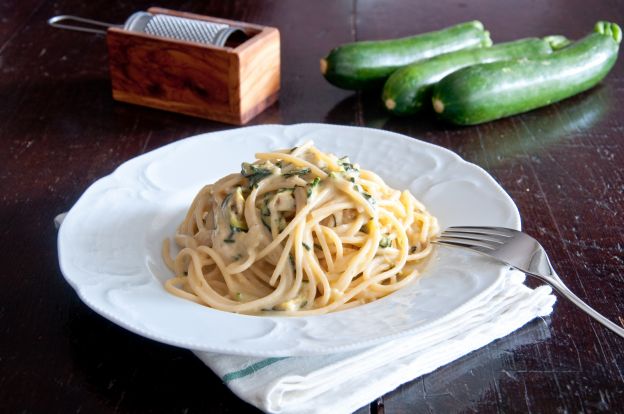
537 272 624 338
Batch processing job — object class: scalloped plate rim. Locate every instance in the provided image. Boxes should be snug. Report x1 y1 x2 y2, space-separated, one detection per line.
57 123 520 356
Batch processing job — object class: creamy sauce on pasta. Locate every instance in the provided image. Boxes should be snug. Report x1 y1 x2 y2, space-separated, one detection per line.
162 142 439 315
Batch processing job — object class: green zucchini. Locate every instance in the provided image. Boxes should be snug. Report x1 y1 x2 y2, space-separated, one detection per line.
382 36 569 115
320 21 491 90
431 22 622 125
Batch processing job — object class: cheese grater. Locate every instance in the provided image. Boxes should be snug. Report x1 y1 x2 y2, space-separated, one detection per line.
46 8 280 125
48 11 243 47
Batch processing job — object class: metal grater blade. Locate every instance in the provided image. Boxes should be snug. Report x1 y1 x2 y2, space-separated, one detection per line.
143 14 235 47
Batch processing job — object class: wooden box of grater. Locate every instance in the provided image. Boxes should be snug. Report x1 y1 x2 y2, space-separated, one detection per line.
106 7 280 125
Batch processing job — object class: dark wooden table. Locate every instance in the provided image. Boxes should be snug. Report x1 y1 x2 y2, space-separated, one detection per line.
2 0 623 412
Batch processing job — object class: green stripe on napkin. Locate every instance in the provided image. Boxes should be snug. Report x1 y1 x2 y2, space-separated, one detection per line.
222 357 288 383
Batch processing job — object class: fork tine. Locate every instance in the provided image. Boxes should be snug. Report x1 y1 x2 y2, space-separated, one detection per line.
446 226 515 237
434 239 497 254
435 236 498 250
441 230 507 244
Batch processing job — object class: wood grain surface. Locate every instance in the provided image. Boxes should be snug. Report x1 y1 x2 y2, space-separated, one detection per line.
1 0 622 413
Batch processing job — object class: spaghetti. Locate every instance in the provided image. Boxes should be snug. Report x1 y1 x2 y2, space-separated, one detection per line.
162 142 439 315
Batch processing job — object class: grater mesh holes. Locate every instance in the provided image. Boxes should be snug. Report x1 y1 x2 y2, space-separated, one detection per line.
144 15 229 45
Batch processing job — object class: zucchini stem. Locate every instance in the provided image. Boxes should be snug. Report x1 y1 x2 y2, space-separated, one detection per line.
482 30 493 47
470 20 484 31
543 35 571 51
595 21 622 44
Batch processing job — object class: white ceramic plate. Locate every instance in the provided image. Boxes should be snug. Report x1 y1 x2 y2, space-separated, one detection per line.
58 124 520 356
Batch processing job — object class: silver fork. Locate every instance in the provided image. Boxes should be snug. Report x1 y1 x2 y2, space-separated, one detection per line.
434 226 624 338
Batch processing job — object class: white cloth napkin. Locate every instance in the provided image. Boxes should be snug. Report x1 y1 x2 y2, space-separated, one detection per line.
195 271 555 414
54 213 555 414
